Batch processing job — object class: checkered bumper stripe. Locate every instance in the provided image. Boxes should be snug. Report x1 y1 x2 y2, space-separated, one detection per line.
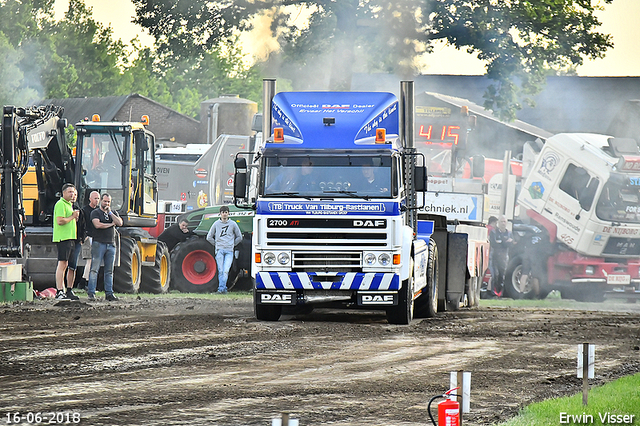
256 272 400 291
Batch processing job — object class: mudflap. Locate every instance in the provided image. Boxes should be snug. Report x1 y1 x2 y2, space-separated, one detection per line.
421 214 448 309
446 233 468 306
357 291 397 307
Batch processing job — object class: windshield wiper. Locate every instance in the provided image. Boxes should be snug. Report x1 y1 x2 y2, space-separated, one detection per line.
266 192 299 197
322 190 368 200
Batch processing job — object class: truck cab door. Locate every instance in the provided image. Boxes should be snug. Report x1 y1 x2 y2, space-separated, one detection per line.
545 163 599 249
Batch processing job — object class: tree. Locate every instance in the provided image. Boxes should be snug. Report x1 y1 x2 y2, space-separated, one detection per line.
132 0 613 120
0 0 261 120
0 33 41 106
0 0 133 103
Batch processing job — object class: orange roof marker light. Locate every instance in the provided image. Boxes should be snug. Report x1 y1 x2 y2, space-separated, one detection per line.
141 115 150 126
91 114 100 122
375 128 386 143
273 127 284 143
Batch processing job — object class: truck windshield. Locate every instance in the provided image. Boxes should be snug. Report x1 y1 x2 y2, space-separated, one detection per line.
263 155 393 198
595 176 640 223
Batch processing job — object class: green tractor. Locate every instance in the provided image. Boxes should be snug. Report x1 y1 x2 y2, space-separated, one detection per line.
170 205 254 293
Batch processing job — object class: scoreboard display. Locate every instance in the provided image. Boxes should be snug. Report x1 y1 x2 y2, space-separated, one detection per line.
414 106 469 147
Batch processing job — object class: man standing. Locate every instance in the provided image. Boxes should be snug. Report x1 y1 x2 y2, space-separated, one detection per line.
206 205 242 294
53 183 80 300
88 193 123 301
489 215 513 297
158 218 196 252
77 191 101 288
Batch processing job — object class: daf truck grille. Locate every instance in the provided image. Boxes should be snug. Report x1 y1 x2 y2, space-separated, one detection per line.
293 252 361 271
266 231 387 247
603 237 640 256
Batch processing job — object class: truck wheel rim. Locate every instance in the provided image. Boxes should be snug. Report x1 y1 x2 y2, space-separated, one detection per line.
182 250 217 284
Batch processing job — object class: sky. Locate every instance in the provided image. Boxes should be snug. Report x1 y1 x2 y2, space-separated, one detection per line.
53 0 640 77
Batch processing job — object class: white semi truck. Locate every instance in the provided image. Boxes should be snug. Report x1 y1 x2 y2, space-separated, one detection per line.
233 79 492 323
506 133 640 301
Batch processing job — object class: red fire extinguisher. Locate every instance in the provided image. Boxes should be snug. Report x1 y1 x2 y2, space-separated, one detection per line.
428 387 460 426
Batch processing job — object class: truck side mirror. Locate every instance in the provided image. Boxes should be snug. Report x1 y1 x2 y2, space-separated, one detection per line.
234 157 248 199
414 166 428 192
472 155 485 178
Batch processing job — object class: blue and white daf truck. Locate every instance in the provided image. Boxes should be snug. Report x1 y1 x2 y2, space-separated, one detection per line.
233 80 469 323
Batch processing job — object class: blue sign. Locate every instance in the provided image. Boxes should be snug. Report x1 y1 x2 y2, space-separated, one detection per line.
256 200 401 216
269 91 399 149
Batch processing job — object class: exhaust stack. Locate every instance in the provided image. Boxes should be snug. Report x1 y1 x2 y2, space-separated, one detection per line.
262 79 276 142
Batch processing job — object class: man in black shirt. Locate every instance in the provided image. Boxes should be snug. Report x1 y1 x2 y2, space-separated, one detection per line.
158 218 195 252
87 193 123 301
74 191 100 289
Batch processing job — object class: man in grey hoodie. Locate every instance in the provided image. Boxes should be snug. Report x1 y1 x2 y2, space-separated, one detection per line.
206 205 242 293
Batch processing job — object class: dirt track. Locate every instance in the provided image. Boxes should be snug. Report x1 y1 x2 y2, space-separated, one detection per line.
1 295 639 426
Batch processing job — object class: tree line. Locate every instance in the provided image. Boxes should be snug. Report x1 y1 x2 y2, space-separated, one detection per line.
1 0 613 121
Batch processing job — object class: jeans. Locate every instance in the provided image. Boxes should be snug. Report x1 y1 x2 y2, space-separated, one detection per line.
215 249 234 292
88 241 117 296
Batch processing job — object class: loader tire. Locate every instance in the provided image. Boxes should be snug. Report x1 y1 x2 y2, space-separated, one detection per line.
171 238 218 293
140 241 171 294
113 237 141 294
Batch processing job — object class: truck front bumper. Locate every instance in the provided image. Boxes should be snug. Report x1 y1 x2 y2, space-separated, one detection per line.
255 272 401 308
256 272 400 291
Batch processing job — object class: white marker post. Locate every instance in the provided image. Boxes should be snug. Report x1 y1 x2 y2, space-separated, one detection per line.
450 370 471 425
577 343 595 405
271 412 299 426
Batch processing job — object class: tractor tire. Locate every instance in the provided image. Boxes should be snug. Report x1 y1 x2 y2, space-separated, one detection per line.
140 241 171 294
415 239 439 318
254 289 282 321
113 236 142 294
170 238 218 293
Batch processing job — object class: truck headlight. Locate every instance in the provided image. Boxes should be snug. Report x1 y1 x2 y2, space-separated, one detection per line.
378 253 391 266
364 253 376 266
264 252 276 265
585 266 595 275
278 252 290 265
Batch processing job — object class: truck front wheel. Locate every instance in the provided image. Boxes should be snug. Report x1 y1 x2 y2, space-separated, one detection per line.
387 270 414 325
504 256 538 299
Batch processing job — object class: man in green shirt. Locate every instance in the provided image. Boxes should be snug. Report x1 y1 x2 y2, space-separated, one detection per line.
53 183 80 300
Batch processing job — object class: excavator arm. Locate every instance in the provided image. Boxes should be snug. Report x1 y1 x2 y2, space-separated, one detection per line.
0 105 70 257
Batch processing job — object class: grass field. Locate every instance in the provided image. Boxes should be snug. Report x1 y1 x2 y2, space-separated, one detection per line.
500 373 640 425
